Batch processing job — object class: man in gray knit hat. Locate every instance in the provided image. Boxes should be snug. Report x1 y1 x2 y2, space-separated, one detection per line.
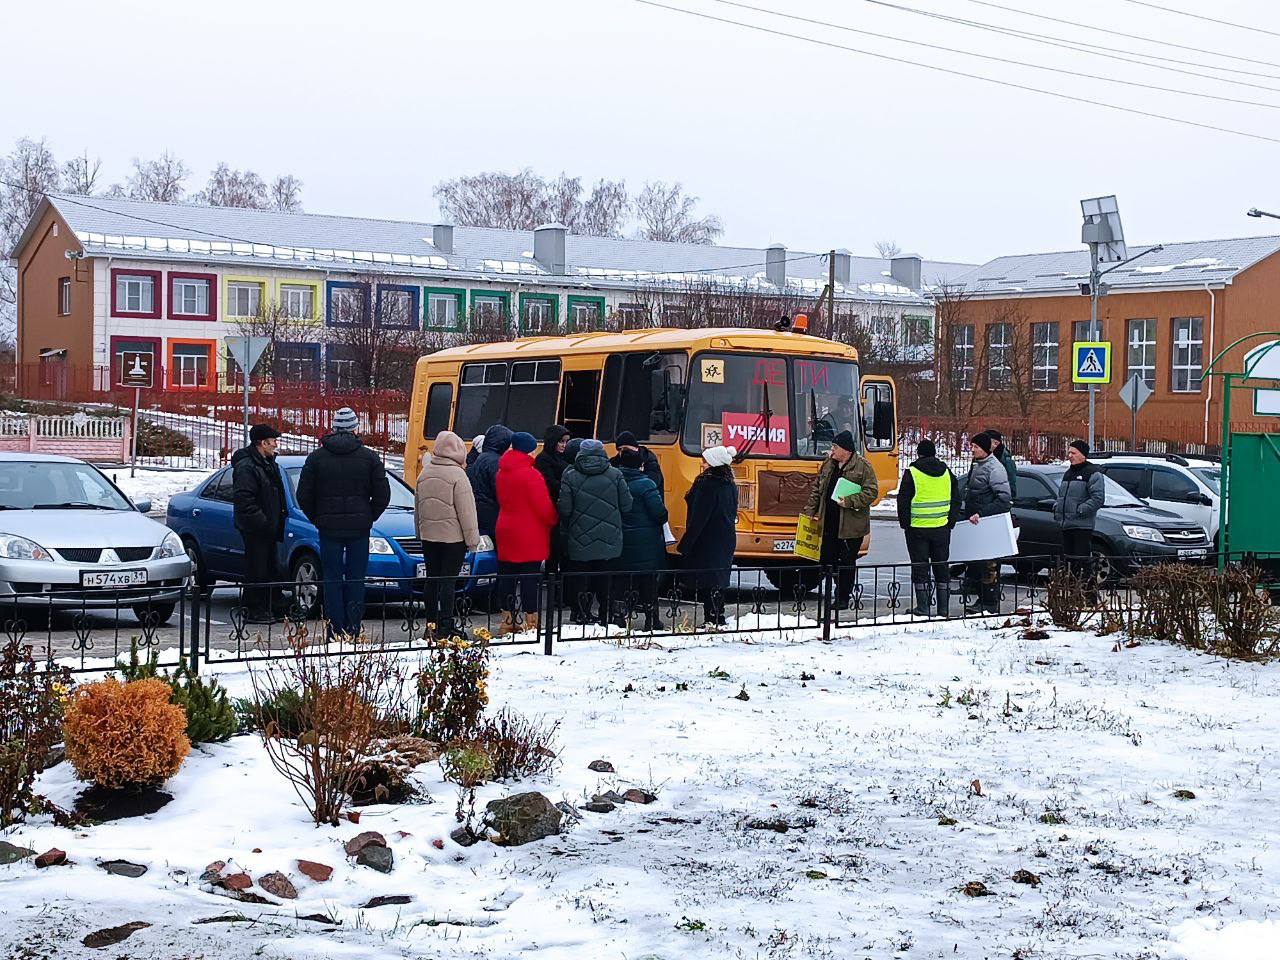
297 406 390 637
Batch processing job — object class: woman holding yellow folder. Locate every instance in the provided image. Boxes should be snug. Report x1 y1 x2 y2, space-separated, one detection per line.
802 430 878 610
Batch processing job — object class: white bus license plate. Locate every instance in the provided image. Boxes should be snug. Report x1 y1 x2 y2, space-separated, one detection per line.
1178 548 1208 559
81 569 148 588
773 540 796 553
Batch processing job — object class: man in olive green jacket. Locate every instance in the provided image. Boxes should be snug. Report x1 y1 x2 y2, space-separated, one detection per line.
803 430 879 608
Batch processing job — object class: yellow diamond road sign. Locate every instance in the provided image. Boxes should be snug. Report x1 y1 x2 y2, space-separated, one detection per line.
1072 341 1112 385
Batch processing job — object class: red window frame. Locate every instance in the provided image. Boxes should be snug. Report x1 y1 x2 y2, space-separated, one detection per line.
167 271 218 321
110 268 163 319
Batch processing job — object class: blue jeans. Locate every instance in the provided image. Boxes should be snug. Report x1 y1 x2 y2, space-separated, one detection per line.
319 534 370 636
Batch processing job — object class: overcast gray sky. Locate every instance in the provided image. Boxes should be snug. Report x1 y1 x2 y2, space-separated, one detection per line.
5 0 1280 264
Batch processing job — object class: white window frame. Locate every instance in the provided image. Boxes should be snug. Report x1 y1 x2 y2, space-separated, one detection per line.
115 275 154 314
226 281 262 319
172 278 209 317
427 292 459 328
569 300 599 328
1032 321 1059 392
330 358 358 391
280 283 315 320
951 324 975 391
986 322 1012 391
331 287 366 325
379 288 416 327
172 346 209 388
1127 318 1157 389
522 298 553 331
58 277 71 316
1171 316 1204 393
616 303 650 325
473 295 505 323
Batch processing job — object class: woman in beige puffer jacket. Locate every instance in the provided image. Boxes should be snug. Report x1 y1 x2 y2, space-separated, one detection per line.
415 431 480 638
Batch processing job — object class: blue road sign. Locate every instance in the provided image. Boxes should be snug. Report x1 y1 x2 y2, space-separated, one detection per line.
1072 341 1112 385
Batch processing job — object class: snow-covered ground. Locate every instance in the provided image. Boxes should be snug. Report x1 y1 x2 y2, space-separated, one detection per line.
2 618 1277 959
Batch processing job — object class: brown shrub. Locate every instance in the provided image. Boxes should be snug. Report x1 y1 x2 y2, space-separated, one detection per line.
63 678 190 788
1 640 70 825
1043 566 1094 630
1202 564 1280 659
472 708 560 782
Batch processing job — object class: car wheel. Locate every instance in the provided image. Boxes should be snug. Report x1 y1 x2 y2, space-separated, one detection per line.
1090 542 1119 584
133 602 175 626
183 538 213 594
291 551 322 619
764 566 823 595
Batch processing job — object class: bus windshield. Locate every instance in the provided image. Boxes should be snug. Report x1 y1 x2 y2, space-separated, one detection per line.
682 353 859 459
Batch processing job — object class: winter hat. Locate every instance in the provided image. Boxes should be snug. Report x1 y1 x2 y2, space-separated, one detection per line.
916 438 936 459
472 434 485 453
702 445 737 468
970 432 993 454
578 439 605 457
615 430 639 449
511 431 538 454
332 407 359 432
1069 439 1091 457
832 430 857 453
619 447 644 469
985 429 1004 443
249 423 281 445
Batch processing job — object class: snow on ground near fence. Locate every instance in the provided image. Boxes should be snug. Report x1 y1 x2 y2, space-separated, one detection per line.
3 620 1278 959
110 467 211 516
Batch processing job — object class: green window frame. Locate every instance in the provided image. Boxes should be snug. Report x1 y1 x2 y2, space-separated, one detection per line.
424 286 467 332
566 295 606 332
518 292 559 335
469 289 511 325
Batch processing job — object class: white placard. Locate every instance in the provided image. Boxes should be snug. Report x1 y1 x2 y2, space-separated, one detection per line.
948 513 1020 563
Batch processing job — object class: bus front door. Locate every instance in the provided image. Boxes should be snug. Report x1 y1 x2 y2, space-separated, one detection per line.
861 375 898 500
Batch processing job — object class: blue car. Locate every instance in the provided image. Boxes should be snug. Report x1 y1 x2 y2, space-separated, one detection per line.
166 455 496 617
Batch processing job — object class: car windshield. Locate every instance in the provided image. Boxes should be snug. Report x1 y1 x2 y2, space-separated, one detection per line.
1191 466 1221 494
284 467 416 509
0 460 133 510
1041 468 1145 508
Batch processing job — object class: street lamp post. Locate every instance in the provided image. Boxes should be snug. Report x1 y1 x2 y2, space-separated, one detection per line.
1247 207 1280 220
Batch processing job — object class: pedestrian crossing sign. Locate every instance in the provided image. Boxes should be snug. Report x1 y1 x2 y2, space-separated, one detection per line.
1072 341 1112 384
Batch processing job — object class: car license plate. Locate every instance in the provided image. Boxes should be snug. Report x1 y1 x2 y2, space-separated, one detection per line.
459 561 472 577
415 563 426 578
1178 548 1207 559
81 569 147 588
773 540 796 553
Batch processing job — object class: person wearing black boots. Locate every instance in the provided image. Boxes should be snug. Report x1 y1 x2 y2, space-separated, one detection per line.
897 438 963 617
961 432 1012 614
617 446 669 631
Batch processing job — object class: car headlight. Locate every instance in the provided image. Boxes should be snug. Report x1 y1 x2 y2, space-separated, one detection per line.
1122 524 1165 543
0 534 53 561
476 535 495 553
369 536 395 555
154 530 185 559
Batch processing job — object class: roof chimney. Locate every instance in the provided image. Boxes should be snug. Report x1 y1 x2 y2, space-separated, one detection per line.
832 249 852 286
534 223 567 274
432 223 454 254
766 243 787 288
889 254 922 290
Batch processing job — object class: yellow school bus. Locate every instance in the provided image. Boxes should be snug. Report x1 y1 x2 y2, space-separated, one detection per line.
405 328 898 586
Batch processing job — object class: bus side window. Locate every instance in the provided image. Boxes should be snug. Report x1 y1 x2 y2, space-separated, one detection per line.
599 352 685 444
454 362 509 439
861 380 895 452
423 382 453 439
559 369 601 440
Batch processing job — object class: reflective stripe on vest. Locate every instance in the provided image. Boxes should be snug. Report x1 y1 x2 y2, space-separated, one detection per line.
908 467 951 528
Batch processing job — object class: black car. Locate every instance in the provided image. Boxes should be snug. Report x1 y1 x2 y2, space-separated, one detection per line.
1011 465 1210 578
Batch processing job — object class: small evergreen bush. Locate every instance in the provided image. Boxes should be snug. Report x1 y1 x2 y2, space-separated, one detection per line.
115 645 234 744
63 678 190 788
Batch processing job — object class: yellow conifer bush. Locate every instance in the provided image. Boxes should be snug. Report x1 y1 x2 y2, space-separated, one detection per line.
63 678 190 788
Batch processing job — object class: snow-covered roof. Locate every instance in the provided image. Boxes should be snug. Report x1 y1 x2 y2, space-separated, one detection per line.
956 236 1280 296
26 193 974 306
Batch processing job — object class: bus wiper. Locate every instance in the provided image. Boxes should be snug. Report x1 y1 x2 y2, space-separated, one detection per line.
807 389 819 454
735 382 772 462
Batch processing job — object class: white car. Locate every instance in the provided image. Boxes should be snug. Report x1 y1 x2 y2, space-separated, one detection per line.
1092 453 1221 545
0 453 192 623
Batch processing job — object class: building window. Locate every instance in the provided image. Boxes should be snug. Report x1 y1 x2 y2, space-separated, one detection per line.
425 288 466 331
327 281 370 327
903 315 931 348
616 303 650 326
1070 320 1092 392
1032 321 1059 391
273 343 321 383
112 270 160 316
172 278 210 317
110 336 160 387
567 295 605 331
326 345 361 390
226 281 262 319
280 283 316 320
662 304 692 326
519 293 558 335
1171 316 1204 392
58 277 71 316
1127 318 1157 389
376 285 420 329
171 342 212 389
986 323 1012 391
471 291 510 325
951 324 975 391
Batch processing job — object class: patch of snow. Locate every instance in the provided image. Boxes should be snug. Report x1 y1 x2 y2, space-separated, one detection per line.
1173 918 1280 960
111 467 211 515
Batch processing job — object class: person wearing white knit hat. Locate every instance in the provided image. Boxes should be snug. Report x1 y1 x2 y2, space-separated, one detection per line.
678 444 739 626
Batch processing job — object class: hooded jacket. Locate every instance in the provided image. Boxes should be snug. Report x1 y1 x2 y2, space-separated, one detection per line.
231 444 288 541
496 448 560 564
1054 460 1106 531
618 466 669 571
557 448 633 562
466 424 513 537
415 432 480 549
962 453 1012 518
610 444 664 492
995 444 1019 501
534 425 572 503
897 455 963 530
803 453 879 540
296 431 391 538
678 467 738 575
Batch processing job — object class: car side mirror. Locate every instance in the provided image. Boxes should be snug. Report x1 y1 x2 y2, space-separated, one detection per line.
134 499 152 514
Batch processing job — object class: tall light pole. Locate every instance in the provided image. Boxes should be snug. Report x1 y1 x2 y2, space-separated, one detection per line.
1247 207 1280 220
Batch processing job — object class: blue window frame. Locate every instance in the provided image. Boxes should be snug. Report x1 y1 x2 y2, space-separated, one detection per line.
376 284 421 330
326 280 370 327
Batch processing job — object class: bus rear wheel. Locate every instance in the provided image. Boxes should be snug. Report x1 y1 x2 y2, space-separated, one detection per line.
764 566 823 595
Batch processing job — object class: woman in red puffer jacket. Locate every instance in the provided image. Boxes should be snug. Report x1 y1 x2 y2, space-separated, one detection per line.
495 432 558 634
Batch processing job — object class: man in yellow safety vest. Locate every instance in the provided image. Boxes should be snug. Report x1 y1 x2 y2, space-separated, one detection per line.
896 439 964 617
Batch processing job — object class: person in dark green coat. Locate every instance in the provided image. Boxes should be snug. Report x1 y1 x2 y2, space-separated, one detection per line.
985 429 1018 501
558 439 633 625
617 448 669 631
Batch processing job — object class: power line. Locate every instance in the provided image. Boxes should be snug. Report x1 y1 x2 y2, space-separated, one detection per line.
960 0 1280 71
865 0 1280 89
705 0 1280 110
1118 0 1280 39
630 0 1280 144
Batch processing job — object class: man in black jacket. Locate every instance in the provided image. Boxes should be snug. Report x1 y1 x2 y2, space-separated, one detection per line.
897 439 963 617
297 407 391 637
232 424 288 621
610 430 664 492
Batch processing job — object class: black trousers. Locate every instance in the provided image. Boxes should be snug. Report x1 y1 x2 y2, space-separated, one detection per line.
822 536 864 606
1061 528 1093 579
497 560 542 618
614 570 659 615
564 558 615 619
905 527 951 592
241 532 279 613
421 540 467 629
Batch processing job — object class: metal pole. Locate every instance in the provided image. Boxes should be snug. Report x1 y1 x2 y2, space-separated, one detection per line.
1089 246 1099 449
242 355 251 447
1218 374 1233 571
130 386 140 478
1131 391 1137 450
827 249 836 338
